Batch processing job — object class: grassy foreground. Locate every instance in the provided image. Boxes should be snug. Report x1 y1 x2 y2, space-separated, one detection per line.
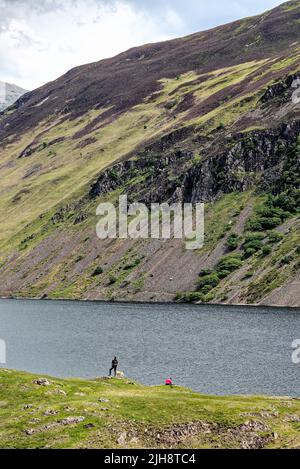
1 370 300 449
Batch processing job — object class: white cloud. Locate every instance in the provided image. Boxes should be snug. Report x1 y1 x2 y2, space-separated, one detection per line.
0 0 175 89
0 0 286 90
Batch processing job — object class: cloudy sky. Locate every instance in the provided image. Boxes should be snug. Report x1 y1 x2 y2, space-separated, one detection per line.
0 0 286 90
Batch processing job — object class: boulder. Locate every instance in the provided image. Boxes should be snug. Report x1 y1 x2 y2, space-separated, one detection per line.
34 378 50 386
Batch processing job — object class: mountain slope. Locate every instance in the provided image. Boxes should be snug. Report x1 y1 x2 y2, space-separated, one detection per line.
0 82 27 112
0 0 299 306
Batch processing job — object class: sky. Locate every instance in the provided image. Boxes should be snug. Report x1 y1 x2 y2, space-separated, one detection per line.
0 0 287 90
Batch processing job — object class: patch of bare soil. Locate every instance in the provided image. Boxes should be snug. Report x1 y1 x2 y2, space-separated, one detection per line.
106 419 273 449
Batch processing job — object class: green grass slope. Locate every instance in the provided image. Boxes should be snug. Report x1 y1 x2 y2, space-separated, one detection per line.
1 369 300 449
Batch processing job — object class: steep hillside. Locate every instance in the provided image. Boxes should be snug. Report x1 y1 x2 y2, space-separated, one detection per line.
0 0 299 306
0 82 27 112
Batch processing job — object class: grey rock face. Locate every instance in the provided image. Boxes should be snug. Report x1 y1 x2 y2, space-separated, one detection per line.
87 121 300 205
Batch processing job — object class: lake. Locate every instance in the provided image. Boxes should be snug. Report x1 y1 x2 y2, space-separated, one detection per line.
0 298 299 396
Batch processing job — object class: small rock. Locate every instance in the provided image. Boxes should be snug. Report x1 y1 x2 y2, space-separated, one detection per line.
284 414 300 423
23 404 33 410
100 407 109 412
99 398 110 403
44 409 58 416
117 432 127 445
24 428 35 436
84 423 95 429
34 378 50 386
58 417 85 426
272 432 279 440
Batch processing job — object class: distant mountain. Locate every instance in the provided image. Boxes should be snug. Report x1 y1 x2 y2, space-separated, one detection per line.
0 0 299 307
0 81 27 112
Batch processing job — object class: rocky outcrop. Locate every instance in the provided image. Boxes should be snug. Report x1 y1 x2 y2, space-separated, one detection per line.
183 121 300 203
88 150 194 201
87 121 300 205
260 71 300 103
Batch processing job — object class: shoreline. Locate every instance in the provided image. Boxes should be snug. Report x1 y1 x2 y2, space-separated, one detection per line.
0 367 295 399
0 295 299 311
0 367 296 399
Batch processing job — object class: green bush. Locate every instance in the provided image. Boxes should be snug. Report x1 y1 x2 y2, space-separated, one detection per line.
216 254 243 277
257 204 286 220
199 268 213 277
244 233 265 241
108 275 117 285
242 233 265 257
243 271 254 280
262 245 272 256
200 285 215 294
124 259 141 270
92 267 103 277
280 255 294 266
268 231 283 244
198 273 220 292
245 217 263 231
244 239 263 251
176 292 203 303
217 269 232 279
243 247 257 258
226 233 239 251
243 233 264 255
273 193 298 213
258 217 282 230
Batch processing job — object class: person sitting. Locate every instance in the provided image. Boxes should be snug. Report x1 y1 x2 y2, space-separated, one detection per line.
165 377 173 387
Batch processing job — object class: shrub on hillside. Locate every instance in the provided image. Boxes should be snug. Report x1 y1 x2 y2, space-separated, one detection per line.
216 254 243 277
268 230 284 244
199 268 213 277
226 233 239 251
280 255 294 266
108 275 117 285
262 245 272 256
92 267 103 277
198 273 220 291
176 292 204 303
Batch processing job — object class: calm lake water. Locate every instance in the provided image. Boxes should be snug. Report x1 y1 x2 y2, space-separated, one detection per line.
0 299 299 396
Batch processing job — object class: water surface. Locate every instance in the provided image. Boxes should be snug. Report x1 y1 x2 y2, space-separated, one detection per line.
0 299 299 396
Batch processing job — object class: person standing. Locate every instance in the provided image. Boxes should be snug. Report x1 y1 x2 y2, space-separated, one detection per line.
109 356 118 377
